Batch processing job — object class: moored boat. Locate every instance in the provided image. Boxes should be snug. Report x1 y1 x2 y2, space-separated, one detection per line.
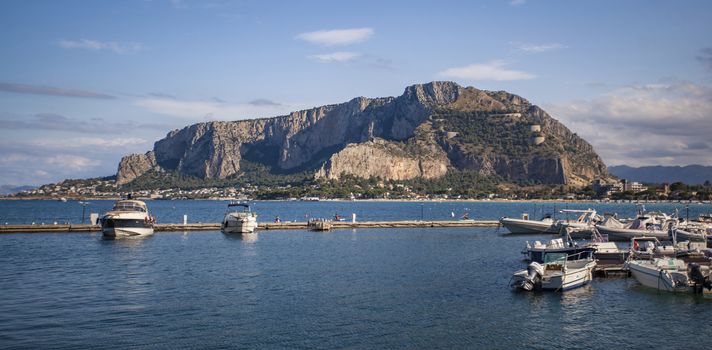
626 258 712 294
595 212 674 241
556 209 602 239
674 227 708 243
512 250 596 291
100 199 154 239
221 202 258 234
500 214 558 234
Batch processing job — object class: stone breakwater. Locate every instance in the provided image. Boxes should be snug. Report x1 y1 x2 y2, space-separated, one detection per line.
0 220 500 234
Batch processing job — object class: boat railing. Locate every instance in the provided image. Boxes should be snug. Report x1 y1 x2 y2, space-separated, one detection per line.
545 250 593 268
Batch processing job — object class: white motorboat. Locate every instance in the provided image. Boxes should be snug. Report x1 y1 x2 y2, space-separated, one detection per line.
512 250 596 291
500 214 558 234
556 209 602 239
595 212 674 241
100 199 154 239
221 202 258 234
626 258 712 294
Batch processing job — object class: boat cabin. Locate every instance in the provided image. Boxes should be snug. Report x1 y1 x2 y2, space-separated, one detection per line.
227 202 251 212
112 200 148 212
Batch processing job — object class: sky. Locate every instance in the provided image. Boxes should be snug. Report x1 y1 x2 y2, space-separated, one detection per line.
1 0 711 186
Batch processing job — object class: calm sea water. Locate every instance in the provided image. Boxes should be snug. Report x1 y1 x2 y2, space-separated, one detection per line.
1 200 711 349
1 199 710 225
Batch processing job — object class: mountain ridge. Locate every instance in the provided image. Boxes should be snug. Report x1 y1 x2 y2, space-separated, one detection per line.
116 81 610 187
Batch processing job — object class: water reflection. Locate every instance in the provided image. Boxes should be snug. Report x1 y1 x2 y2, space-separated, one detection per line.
94 231 155 317
99 234 155 246
223 232 259 243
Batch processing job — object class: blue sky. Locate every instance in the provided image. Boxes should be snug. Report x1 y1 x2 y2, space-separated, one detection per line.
1 0 712 185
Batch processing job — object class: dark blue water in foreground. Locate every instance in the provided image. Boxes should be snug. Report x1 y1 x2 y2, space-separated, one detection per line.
1 201 711 349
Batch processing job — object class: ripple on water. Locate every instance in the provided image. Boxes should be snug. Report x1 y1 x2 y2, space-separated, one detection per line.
1 223 712 349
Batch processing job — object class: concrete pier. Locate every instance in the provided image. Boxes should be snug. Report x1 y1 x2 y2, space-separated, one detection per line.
0 220 500 234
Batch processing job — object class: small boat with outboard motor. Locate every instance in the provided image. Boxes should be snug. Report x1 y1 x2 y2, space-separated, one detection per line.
512 250 596 291
626 258 712 295
100 198 155 239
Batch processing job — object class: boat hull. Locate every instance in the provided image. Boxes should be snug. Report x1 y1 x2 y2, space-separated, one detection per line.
675 229 707 242
595 225 669 241
222 217 258 234
541 263 595 291
500 218 557 234
101 218 153 239
627 260 688 292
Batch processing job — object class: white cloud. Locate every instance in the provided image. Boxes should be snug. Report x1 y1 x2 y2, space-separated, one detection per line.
135 97 299 120
296 28 374 46
0 136 152 185
510 0 526 6
58 39 143 54
31 137 148 149
46 155 100 170
33 170 50 178
308 51 362 63
515 42 565 53
437 60 536 81
545 82 712 166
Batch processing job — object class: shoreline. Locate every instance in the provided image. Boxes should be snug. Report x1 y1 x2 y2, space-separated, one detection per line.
1 197 710 205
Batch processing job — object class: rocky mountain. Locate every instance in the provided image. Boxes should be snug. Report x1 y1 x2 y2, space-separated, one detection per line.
116 81 609 187
609 165 712 185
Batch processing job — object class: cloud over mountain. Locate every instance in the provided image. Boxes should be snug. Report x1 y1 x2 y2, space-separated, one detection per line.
545 82 712 166
437 61 536 81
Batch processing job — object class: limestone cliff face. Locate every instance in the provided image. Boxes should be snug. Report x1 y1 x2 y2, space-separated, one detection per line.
116 81 609 186
315 138 449 180
116 151 159 185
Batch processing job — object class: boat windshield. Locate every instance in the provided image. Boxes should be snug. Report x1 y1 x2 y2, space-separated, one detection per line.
112 202 146 212
544 253 567 264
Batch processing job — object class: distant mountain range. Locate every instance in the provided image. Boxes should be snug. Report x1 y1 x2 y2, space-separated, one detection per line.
608 165 712 184
0 185 35 195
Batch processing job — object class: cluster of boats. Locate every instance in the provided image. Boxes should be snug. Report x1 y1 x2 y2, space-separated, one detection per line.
500 207 711 243
98 198 258 239
505 208 712 296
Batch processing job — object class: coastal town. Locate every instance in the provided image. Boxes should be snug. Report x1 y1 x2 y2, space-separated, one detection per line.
7 175 712 202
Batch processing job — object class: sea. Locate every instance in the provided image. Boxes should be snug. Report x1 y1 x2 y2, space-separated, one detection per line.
1 200 710 349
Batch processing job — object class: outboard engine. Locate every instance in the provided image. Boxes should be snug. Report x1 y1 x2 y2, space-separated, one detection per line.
520 262 544 291
689 263 712 293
